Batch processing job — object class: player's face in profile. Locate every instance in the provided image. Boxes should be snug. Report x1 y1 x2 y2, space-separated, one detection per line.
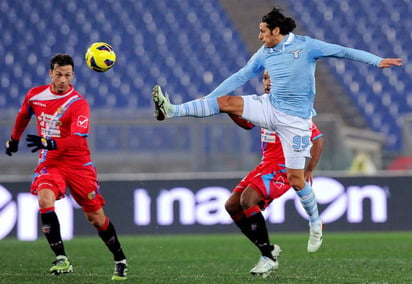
49 64 73 94
258 23 278 48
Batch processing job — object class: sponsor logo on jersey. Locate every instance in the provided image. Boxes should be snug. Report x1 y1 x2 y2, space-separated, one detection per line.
252 95 264 102
32 101 47 107
261 129 277 143
38 112 62 137
77 115 88 128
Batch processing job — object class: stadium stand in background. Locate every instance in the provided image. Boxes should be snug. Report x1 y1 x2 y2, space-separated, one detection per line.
0 0 411 174
0 0 259 110
285 0 411 151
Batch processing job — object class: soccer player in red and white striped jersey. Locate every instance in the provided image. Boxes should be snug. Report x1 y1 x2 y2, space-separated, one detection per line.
5 54 127 280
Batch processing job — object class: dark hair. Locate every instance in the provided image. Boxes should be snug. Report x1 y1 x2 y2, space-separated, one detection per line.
50 54 74 70
262 6 296 35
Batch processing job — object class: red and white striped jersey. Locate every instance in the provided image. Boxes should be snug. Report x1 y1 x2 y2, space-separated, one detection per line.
11 84 92 166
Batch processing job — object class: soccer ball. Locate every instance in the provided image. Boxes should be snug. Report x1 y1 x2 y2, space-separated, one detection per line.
85 42 116 72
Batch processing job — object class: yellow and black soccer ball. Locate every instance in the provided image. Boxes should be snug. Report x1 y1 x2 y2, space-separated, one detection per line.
85 42 116 72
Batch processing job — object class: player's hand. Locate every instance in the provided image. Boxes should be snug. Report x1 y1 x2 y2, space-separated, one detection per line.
378 58 403 68
304 169 314 185
5 137 19 156
26 134 57 152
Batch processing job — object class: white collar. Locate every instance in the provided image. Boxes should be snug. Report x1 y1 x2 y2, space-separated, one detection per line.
281 33 295 52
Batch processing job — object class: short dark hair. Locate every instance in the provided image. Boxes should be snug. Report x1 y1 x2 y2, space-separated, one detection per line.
262 6 296 35
50 54 74 71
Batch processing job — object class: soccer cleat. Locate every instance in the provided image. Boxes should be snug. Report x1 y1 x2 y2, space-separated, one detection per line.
152 85 171 121
308 222 324 253
250 256 278 278
271 244 282 260
49 255 73 275
250 244 281 277
111 261 128 281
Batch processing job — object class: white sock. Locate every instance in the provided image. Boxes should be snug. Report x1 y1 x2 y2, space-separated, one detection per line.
296 182 321 229
171 98 219 117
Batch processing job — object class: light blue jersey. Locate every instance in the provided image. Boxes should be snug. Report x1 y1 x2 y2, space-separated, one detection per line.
206 33 382 118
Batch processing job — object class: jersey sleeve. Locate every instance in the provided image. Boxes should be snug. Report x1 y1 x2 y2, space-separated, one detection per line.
308 37 382 66
310 122 323 141
69 98 90 136
205 47 265 99
11 92 34 140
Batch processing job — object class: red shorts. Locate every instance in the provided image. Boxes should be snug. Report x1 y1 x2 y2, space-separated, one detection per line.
31 163 105 212
234 163 291 209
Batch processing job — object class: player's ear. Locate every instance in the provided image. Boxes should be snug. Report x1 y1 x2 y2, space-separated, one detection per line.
272 27 280 36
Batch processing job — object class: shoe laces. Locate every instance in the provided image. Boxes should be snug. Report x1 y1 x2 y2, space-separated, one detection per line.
52 256 68 265
309 228 322 241
257 256 275 269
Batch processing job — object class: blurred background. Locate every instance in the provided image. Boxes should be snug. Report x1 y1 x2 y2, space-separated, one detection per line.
0 0 411 178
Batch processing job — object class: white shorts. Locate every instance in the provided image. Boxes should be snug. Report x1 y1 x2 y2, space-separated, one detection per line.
242 94 312 169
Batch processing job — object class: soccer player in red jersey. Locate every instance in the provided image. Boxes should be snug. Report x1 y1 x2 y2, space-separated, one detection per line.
225 70 324 277
5 54 127 280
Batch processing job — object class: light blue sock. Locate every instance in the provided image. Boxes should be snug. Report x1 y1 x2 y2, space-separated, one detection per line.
171 98 220 118
296 182 321 228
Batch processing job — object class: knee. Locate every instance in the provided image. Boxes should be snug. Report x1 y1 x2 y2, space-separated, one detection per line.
86 215 98 227
288 173 306 191
225 197 240 216
38 198 52 209
217 96 231 111
217 96 243 116
85 212 106 228
225 201 235 215
37 189 56 209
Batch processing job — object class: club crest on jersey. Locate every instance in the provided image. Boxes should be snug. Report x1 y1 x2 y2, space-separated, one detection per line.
77 115 88 128
88 191 96 200
291 49 302 59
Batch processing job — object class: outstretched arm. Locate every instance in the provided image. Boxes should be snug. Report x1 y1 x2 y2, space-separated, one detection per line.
311 38 403 68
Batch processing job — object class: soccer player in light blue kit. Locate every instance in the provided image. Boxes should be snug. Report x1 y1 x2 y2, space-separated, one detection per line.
152 5 402 276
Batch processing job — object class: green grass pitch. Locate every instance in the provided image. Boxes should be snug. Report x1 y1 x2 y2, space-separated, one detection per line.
0 232 411 283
